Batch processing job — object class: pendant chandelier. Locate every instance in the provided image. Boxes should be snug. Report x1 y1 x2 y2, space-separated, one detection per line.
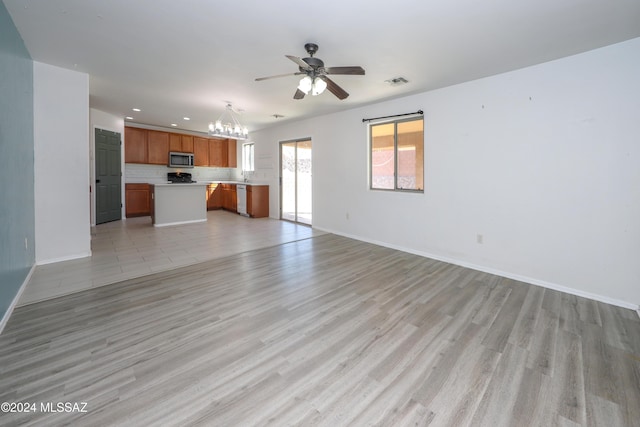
208 103 249 140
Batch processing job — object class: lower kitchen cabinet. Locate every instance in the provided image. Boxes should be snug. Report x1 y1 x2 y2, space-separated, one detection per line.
247 185 269 218
206 183 269 216
125 183 151 217
221 184 237 212
206 184 222 210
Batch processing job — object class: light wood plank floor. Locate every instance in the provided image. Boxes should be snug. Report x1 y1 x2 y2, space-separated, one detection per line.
2 234 639 426
20 211 323 305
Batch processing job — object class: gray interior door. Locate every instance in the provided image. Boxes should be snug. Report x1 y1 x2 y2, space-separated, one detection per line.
95 128 122 224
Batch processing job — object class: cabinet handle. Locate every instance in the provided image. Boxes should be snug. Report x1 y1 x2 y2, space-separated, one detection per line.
96 179 101 183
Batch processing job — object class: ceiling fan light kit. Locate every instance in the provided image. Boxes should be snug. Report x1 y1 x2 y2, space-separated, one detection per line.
311 77 327 96
208 103 249 140
256 43 365 100
297 75 327 96
297 76 313 94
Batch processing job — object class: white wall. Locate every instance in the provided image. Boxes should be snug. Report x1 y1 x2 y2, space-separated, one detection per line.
34 62 91 264
90 108 125 225
251 37 640 309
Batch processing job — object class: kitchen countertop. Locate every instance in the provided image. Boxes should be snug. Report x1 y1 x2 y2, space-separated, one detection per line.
152 182 210 187
206 181 269 186
130 181 269 186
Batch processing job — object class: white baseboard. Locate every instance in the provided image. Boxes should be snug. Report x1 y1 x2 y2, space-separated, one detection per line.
153 219 207 227
0 264 36 335
314 226 639 312
36 251 92 266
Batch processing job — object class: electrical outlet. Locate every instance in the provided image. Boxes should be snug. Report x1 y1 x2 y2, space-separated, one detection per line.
477 234 483 244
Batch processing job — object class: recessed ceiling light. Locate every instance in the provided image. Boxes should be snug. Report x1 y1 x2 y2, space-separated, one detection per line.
171 123 178 127
132 108 141 112
183 117 190 121
125 116 133 120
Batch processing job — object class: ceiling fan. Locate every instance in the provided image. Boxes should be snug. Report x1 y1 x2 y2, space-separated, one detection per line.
255 43 365 100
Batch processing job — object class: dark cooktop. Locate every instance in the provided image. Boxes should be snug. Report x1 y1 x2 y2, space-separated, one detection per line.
167 172 196 183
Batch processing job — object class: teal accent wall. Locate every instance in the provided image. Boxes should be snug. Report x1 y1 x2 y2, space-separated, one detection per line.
0 2 35 317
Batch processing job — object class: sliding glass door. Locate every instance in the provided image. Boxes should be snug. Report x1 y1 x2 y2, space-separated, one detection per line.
280 139 312 225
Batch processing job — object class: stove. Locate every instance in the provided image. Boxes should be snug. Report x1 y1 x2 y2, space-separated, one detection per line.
167 172 196 183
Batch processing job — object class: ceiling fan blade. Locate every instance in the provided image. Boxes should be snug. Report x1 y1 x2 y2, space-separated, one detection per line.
293 89 306 100
286 55 312 71
325 66 365 75
320 76 349 100
255 72 304 82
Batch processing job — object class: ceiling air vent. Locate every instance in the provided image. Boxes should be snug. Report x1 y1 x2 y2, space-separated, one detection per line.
385 77 409 86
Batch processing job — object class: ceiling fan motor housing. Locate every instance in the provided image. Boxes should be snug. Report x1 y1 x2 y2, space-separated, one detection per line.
304 43 319 56
301 56 324 72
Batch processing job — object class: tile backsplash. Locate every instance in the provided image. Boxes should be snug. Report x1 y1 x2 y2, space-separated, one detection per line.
125 163 233 183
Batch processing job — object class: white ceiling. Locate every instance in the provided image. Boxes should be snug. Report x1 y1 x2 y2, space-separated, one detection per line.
5 0 640 134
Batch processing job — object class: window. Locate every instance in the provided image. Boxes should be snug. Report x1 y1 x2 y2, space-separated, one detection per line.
242 142 254 172
370 117 424 191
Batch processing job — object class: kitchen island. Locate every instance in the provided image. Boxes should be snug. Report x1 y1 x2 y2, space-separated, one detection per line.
151 183 208 227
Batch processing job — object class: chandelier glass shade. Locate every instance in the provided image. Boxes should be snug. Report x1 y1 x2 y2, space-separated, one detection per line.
208 104 249 140
298 76 327 96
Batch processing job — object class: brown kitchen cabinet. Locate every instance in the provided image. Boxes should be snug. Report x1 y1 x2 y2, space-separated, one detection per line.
147 130 169 165
247 185 269 218
169 133 194 153
124 127 147 163
194 137 209 166
209 138 227 167
227 139 237 168
125 126 239 168
169 133 181 152
206 184 222 210
181 135 194 153
221 183 237 212
125 183 151 217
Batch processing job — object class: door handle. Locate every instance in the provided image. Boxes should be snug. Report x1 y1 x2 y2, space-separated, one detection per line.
96 179 101 183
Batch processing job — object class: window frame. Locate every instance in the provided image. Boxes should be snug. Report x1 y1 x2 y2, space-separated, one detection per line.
369 116 424 193
242 142 255 173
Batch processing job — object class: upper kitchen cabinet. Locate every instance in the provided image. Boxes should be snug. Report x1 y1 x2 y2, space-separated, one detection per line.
124 127 239 168
169 133 194 153
169 133 181 152
181 135 194 153
227 139 237 168
209 138 227 167
194 137 209 166
124 127 147 163
147 130 169 165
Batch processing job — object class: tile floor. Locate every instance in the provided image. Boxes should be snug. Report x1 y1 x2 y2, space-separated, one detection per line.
19 210 324 306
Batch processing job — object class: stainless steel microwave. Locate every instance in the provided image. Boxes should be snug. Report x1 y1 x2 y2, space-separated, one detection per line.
169 152 194 168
